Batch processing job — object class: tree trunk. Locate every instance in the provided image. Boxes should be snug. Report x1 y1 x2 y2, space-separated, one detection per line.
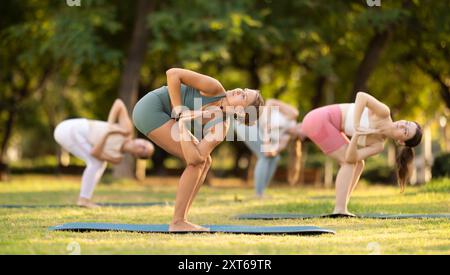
229 53 261 179
419 67 450 108
232 142 249 179
113 0 155 179
351 29 392 100
248 54 261 89
435 76 450 109
312 75 326 109
0 109 15 181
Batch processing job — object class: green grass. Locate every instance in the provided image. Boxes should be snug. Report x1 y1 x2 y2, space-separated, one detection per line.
0 175 449 255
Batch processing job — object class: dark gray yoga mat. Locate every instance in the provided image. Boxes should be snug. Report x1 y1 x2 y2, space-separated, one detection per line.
0 202 170 209
235 213 450 220
49 222 335 235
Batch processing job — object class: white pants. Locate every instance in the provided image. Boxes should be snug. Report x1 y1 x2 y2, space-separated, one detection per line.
54 118 107 199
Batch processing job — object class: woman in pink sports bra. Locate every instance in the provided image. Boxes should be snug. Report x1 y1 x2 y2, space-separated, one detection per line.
294 92 423 216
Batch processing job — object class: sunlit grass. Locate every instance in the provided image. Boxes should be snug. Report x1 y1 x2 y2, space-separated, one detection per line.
0 175 448 254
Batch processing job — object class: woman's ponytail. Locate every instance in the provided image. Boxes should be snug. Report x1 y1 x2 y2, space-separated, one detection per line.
395 146 415 192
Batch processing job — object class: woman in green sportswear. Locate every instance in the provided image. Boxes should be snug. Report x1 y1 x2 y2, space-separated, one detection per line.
133 68 264 232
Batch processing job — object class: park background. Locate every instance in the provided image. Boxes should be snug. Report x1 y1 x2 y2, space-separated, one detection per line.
0 0 449 254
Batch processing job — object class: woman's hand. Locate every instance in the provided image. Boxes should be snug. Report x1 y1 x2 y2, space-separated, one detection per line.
264 150 278 158
178 110 213 122
100 154 123 164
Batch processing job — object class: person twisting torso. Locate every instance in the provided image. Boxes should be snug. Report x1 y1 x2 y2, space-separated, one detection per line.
340 103 386 148
296 92 423 215
234 99 302 199
53 99 154 208
132 68 265 232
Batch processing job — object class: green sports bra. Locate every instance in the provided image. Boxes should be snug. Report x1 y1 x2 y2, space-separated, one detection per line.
153 84 226 114
154 84 228 138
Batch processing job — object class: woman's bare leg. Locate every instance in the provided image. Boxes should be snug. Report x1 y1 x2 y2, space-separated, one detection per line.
333 164 356 214
173 162 207 230
328 145 357 214
147 120 208 231
346 160 365 205
186 155 212 215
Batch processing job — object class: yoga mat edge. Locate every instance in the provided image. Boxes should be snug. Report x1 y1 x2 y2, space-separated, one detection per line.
49 222 335 235
234 213 450 220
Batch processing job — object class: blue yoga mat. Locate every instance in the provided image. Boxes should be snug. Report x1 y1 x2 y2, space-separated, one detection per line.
0 202 170 209
49 222 335 235
234 213 450 220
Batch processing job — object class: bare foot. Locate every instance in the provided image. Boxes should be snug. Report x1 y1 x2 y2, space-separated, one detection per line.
77 197 100 209
169 220 210 232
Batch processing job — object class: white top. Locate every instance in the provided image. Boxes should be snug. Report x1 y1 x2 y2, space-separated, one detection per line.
87 120 126 159
344 104 370 147
260 108 296 143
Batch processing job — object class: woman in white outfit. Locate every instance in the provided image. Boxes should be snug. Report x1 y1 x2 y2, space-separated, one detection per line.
54 99 155 208
234 99 302 198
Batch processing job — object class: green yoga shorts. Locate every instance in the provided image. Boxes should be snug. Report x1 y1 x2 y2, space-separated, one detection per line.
132 88 172 135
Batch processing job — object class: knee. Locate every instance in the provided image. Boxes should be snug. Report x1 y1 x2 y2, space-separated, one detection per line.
205 155 212 167
357 160 365 169
336 155 349 166
186 155 208 167
338 159 364 169
87 159 106 169
147 143 155 156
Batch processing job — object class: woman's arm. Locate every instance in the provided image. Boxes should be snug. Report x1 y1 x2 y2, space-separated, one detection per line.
345 133 385 163
264 134 290 157
275 134 291 153
178 111 228 165
266 99 299 120
90 126 128 161
107 99 133 136
260 109 274 156
90 133 111 161
353 92 390 129
166 69 226 117
99 154 123 165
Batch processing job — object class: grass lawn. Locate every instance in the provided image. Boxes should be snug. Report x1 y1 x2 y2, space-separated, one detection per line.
0 175 449 255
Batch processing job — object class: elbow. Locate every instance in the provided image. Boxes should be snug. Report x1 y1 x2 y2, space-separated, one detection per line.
356 91 368 101
356 91 366 97
166 68 180 77
114 98 125 106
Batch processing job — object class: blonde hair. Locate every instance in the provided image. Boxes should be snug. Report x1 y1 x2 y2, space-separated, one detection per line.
240 91 265 126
